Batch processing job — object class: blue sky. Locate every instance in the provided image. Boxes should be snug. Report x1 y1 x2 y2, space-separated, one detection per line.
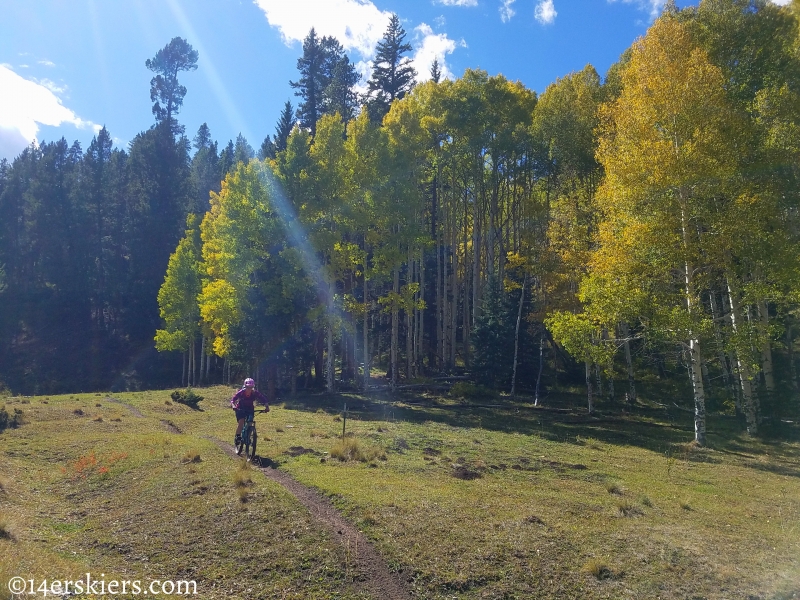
0 0 783 162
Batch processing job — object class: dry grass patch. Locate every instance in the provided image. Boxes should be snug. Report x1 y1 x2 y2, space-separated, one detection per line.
330 437 385 462
582 558 618 580
182 449 202 463
0 517 14 540
617 499 643 517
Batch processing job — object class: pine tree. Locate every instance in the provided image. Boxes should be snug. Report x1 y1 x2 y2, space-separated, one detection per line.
471 277 515 388
190 123 219 213
430 57 442 83
366 14 417 122
323 54 360 123
274 100 295 153
290 28 327 135
219 140 235 177
145 37 198 135
233 133 255 165
258 135 276 160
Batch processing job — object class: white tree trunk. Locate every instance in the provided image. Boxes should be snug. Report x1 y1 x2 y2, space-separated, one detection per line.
620 322 636 404
391 266 399 391
727 278 758 434
363 274 370 392
709 292 735 399
585 360 594 414
327 281 335 392
688 338 707 446
511 275 526 397
757 300 775 394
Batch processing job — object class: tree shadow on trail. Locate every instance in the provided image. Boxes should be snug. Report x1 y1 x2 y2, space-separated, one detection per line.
278 389 800 478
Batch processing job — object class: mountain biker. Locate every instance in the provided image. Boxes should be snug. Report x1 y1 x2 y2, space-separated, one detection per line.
231 378 269 446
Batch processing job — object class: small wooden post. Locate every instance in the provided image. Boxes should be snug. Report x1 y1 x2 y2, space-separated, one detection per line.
342 403 347 439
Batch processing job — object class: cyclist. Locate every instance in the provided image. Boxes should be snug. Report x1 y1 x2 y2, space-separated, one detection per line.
231 377 269 446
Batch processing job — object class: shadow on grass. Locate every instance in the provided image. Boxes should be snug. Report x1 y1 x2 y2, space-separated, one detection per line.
277 386 800 477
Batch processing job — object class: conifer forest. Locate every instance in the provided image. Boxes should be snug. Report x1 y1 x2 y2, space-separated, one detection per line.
1 0 799 444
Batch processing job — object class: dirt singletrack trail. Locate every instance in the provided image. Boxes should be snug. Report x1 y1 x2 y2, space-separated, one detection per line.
209 438 413 600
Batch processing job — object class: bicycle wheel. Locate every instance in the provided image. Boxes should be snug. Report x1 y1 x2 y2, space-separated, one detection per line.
246 425 257 461
236 423 246 456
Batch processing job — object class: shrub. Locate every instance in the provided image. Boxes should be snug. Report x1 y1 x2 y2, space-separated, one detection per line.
0 405 22 433
170 388 203 408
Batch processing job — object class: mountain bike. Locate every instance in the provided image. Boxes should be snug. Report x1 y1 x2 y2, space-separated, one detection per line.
236 409 268 461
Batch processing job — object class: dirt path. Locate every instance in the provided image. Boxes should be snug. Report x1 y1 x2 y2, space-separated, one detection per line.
105 396 144 418
208 437 413 600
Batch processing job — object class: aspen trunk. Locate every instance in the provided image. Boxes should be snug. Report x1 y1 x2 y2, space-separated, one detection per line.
450 226 458 369
620 322 636 404
727 277 758 434
585 360 594 414
463 200 471 365
199 335 205 386
681 205 706 445
709 292 735 399
406 265 413 379
534 332 544 407
721 291 744 413
595 362 603 399
757 300 775 394
417 251 424 375
363 273 370 392
787 322 798 391
182 351 186 387
326 281 334 392
688 338 707 446
391 266 399 391
511 275 526 397
472 223 481 329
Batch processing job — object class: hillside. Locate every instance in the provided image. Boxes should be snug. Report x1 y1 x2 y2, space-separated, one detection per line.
1 387 799 599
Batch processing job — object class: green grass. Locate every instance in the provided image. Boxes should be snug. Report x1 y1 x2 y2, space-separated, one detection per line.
1 386 799 599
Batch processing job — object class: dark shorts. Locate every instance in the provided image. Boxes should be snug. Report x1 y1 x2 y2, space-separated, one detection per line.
235 407 254 422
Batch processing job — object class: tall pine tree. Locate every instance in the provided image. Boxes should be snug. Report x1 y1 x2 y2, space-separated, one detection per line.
366 14 417 122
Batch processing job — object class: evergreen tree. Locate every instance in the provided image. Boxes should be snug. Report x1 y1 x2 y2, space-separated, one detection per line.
323 54 360 123
430 57 442 83
290 28 327 135
233 133 255 164
274 100 295 153
366 14 417 122
471 277 515 388
219 140 235 177
258 134 276 160
145 37 199 135
190 123 220 213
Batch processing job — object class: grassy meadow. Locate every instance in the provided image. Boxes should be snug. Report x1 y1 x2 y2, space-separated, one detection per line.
1 385 799 599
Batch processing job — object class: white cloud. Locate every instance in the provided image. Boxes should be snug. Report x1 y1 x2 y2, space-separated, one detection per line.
534 0 557 24
500 0 516 22
608 0 665 21
412 23 463 82
38 60 56 67
254 1 465 92
0 65 99 161
770 0 791 4
33 78 67 95
435 0 478 6
252 0 391 58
